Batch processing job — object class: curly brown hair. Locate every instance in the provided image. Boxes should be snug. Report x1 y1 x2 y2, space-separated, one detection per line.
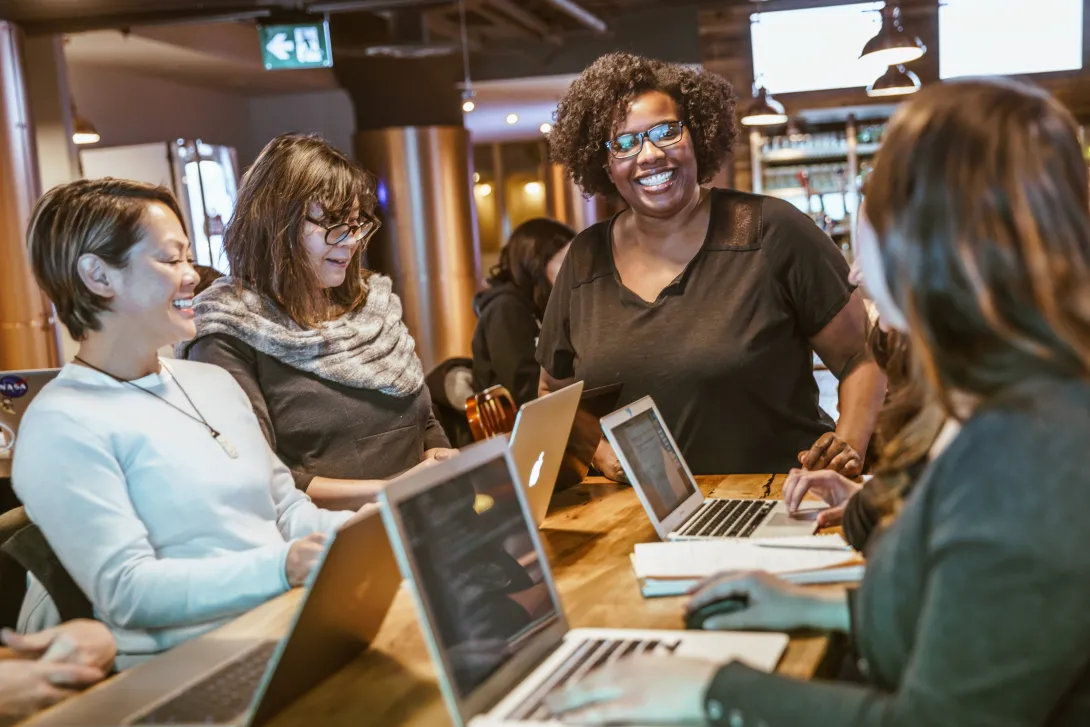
548 52 738 198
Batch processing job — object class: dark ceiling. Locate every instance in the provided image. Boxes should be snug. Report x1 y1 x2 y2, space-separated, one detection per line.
0 0 713 34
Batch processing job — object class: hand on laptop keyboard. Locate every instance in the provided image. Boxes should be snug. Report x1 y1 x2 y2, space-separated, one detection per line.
544 654 717 725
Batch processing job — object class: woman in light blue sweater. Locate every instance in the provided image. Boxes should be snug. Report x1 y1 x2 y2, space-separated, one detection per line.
13 178 355 664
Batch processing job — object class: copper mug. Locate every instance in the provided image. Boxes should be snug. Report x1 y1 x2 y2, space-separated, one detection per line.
466 385 517 441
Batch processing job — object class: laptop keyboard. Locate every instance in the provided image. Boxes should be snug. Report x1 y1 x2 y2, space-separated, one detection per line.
132 640 279 725
506 637 681 721
677 498 775 538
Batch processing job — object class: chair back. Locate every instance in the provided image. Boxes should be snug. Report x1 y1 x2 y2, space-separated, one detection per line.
0 507 30 629
0 508 94 624
465 385 517 441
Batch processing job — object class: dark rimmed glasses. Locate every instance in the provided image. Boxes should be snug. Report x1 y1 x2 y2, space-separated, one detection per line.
605 121 686 159
305 213 381 246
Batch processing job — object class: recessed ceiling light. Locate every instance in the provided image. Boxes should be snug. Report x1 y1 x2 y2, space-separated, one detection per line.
539 122 552 134
524 181 543 196
473 172 480 183
462 99 476 113
506 113 519 125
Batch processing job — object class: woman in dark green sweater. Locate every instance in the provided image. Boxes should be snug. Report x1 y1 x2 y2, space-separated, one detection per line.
546 77 1090 727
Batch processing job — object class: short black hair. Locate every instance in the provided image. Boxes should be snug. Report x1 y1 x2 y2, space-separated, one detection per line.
549 52 738 197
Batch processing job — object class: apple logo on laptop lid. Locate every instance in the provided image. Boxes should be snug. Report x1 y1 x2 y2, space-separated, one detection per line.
528 452 545 487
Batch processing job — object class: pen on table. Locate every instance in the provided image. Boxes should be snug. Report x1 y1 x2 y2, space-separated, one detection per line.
753 543 852 552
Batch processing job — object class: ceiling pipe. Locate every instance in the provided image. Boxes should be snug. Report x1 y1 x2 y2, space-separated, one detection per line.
542 0 607 34
306 0 447 13
21 7 272 35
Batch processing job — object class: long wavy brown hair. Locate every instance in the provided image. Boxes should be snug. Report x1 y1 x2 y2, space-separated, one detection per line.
866 78 1090 415
866 322 945 504
225 133 377 328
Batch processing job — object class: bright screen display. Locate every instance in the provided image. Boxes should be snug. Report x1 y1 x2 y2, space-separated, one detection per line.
750 3 888 94
939 0 1083 79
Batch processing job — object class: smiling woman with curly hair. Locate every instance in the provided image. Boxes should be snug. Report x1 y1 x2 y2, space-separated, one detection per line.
536 53 885 479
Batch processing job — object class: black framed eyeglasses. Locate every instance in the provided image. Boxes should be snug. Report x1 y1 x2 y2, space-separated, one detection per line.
305 213 381 246
605 121 686 159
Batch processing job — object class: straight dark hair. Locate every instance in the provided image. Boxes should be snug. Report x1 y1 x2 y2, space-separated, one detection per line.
225 133 377 328
866 77 1090 414
487 218 575 317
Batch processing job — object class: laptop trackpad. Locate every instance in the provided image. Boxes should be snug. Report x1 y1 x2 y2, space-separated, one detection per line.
766 508 821 527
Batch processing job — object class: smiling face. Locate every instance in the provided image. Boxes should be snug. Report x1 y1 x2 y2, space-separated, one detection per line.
303 200 365 289
606 90 700 219
83 201 200 348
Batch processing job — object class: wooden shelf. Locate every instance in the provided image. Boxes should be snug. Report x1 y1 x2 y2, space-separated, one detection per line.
760 142 880 164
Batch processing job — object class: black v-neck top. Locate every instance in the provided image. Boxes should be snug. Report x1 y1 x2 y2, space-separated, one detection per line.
536 188 853 474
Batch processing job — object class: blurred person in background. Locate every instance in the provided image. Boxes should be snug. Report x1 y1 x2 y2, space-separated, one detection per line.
472 218 574 407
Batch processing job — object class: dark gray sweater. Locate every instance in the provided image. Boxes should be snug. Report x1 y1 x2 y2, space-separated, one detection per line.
184 333 449 490
706 375 1090 726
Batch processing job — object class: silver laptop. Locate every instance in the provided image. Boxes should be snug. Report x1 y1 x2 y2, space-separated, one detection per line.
0 369 60 455
601 397 819 541
378 437 789 727
27 508 400 727
507 381 584 527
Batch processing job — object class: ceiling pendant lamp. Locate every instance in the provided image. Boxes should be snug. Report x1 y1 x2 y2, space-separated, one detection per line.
740 87 787 127
71 103 100 145
860 4 925 67
866 65 921 97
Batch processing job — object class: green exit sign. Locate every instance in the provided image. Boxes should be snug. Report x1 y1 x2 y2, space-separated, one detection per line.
258 20 333 71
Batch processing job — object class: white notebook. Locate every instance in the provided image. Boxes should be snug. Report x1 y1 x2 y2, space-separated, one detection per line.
630 534 865 598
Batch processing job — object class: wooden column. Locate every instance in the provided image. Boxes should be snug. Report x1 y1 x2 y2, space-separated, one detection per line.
0 22 59 370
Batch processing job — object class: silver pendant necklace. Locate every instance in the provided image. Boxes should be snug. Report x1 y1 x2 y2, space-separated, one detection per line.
73 356 240 459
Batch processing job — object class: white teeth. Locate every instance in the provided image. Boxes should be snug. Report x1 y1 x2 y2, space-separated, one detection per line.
172 300 193 309
638 170 675 187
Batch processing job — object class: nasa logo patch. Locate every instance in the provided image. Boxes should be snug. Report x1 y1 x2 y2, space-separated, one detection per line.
0 376 28 399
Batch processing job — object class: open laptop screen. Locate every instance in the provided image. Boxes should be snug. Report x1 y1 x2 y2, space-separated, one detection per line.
396 456 560 699
611 409 696 520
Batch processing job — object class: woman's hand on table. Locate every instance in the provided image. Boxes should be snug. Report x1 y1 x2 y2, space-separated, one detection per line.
424 447 459 463
798 432 863 478
687 571 851 634
285 533 327 586
592 439 628 484
545 654 716 725
0 660 107 723
2 621 116 670
400 450 459 479
783 468 863 528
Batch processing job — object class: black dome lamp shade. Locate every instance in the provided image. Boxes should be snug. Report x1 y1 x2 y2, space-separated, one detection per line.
860 4 926 67
740 87 788 127
867 65 921 97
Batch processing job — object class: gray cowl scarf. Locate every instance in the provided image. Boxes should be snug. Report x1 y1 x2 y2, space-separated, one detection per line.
176 275 424 397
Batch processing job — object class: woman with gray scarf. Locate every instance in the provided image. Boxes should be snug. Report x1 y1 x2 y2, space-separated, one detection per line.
179 133 454 510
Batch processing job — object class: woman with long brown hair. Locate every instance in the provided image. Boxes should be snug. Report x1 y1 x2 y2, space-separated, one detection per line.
546 77 1090 725
779 209 953 552
180 133 453 510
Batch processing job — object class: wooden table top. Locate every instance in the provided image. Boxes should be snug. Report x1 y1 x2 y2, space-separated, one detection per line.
220 474 843 727
28 474 844 727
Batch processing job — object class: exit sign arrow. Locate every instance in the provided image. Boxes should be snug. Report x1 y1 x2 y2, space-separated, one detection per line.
265 32 295 61
257 19 334 71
